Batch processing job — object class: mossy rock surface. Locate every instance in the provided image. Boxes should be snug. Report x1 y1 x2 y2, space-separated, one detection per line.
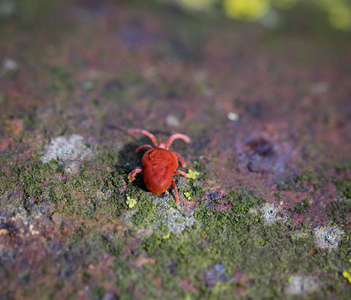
1 1 351 299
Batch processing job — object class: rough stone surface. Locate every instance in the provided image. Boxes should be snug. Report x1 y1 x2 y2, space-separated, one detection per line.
1 0 351 299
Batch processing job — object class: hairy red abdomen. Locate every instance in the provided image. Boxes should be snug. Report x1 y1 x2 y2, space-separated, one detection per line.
142 148 178 194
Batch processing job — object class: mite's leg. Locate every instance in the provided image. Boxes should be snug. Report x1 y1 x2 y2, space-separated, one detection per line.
166 134 191 149
128 167 143 182
173 172 194 206
173 152 186 167
171 180 180 204
136 145 153 153
128 129 158 148
172 171 188 204
174 170 188 177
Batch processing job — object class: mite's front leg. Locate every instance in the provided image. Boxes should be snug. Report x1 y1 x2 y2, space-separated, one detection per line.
173 152 186 167
128 167 144 182
136 145 153 153
174 170 188 177
172 170 188 204
171 180 180 204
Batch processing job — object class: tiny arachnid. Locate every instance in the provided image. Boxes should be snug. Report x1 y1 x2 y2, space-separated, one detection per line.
128 129 190 204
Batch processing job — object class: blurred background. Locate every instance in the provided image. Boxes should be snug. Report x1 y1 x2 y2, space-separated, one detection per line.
1 0 351 31
1 1 351 299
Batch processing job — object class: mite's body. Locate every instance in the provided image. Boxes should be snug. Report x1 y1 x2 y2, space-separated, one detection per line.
128 129 190 204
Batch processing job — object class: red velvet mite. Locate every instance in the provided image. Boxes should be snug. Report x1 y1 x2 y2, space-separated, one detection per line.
128 129 190 204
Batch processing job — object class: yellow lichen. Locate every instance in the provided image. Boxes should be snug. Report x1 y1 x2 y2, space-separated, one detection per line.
126 196 137 208
187 169 200 180
162 234 171 240
224 0 269 21
328 4 351 29
0 229 9 236
321 0 351 30
184 192 192 200
342 270 351 283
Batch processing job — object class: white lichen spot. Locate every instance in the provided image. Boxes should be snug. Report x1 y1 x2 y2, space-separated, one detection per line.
0 0 16 17
166 115 180 127
314 226 344 249
249 207 258 215
29 224 39 235
96 188 112 201
83 81 94 91
124 195 197 236
1 58 18 72
259 8 281 29
285 275 320 295
162 206 196 234
227 112 240 121
42 134 92 173
259 203 286 225
310 82 329 94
